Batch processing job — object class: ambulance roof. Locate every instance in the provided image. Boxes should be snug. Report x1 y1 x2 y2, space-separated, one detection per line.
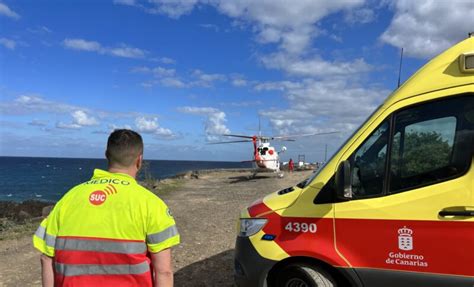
384 36 474 107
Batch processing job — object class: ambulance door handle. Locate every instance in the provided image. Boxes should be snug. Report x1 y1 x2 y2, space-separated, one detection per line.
439 210 474 217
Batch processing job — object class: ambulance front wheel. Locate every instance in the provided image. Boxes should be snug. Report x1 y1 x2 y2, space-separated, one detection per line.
275 264 336 287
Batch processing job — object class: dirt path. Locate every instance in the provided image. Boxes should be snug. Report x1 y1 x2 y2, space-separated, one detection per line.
0 170 312 287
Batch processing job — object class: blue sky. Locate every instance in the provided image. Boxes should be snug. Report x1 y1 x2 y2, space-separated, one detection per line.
1 0 473 161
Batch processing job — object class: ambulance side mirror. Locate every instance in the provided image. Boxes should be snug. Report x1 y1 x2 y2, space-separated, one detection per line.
336 160 353 199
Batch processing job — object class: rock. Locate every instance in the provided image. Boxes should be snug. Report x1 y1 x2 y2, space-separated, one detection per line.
19 200 52 218
0 200 53 221
190 171 199 179
0 201 17 218
18 210 32 220
42 205 54 217
182 172 191 179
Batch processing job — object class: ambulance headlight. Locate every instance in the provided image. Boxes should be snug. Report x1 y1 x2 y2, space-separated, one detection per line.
239 218 267 237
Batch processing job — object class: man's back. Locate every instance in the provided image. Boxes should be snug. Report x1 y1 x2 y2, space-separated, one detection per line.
33 169 179 287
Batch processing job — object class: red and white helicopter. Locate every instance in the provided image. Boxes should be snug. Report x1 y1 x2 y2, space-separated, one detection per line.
210 131 338 177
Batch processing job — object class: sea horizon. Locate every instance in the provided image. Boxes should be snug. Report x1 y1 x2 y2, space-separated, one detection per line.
0 156 252 202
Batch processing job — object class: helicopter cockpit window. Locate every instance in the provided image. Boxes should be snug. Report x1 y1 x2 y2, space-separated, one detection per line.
260 147 268 155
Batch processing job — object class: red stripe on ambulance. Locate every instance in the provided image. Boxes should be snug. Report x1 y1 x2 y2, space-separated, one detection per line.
335 218 474 277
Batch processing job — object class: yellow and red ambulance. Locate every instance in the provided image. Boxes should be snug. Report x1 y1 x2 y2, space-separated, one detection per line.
234 35 474 287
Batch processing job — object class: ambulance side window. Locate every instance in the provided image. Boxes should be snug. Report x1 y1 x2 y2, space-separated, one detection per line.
349 120 389 198
389 95 474 193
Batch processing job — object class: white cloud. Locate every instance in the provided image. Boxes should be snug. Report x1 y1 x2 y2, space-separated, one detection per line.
63 38 102 52
344 7 375 24
0 95 79 115
230 74 248 87
254 80 303 91
135 117 159 133
160 77 187 88
381 0 474 59
0 38 16 50
161 57 175 64
109 45 146 58
154 66 176 77
135 117 175 138
140 82 154 89
0 95 164 133
1 94 180 140
118 0 364 54
0 95 130 120
232 78 247 87
257 79 390 137
72 110 99 126
56 122 82 130
113 0 136 6
213 0 365 54
28 26 53 34
108 124 133 130
134 66 228 88
133 66 187 88
28 119 48 127
131 66 152 73
119 0 378 90
191 69 226 87
63 38 147 59
92 124 134 135
52 110 100 130
40 26 52 33
200 23 220 32
145 0 199 18
132 66 176 77
178 106 230 141
0 2 20 19
150 57 176 64
155 127 175 137
222 100 263 107
261 52 372 78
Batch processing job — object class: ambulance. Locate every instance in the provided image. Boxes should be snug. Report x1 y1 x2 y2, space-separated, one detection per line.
234 35 474 287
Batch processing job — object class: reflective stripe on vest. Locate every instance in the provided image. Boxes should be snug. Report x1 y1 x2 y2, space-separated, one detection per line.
55 237 147 254
146 225 178 244
55 261 150 276
35 225 56 248
54 237 150 279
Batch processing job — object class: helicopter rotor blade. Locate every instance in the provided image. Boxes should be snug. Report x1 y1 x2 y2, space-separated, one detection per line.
222 134 255 139
271 131 339 140
220 134 276 140
207 140 253 145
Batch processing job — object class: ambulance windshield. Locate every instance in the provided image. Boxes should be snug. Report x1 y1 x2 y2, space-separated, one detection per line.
301 104 383 188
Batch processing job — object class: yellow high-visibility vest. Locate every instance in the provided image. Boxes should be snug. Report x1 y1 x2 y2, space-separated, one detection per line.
33 169 180 286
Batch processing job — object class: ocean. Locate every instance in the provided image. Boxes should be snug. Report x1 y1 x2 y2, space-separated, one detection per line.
0 156 252 202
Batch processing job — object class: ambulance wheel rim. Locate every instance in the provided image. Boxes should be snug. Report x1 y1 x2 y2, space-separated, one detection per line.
285 278 308 287
276 264 335 287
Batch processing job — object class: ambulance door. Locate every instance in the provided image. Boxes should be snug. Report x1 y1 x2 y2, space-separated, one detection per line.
334 94 474 287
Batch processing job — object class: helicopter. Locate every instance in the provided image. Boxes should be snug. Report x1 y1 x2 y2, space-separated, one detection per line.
209 131 338 177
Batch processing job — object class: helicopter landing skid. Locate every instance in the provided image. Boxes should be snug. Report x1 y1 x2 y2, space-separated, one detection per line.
249 170 258 179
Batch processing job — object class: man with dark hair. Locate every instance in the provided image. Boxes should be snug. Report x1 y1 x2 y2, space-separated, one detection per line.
33 129 180 287
106 129 144 168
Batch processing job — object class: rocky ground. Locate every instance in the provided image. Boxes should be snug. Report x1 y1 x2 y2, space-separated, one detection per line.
0 169 313 287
